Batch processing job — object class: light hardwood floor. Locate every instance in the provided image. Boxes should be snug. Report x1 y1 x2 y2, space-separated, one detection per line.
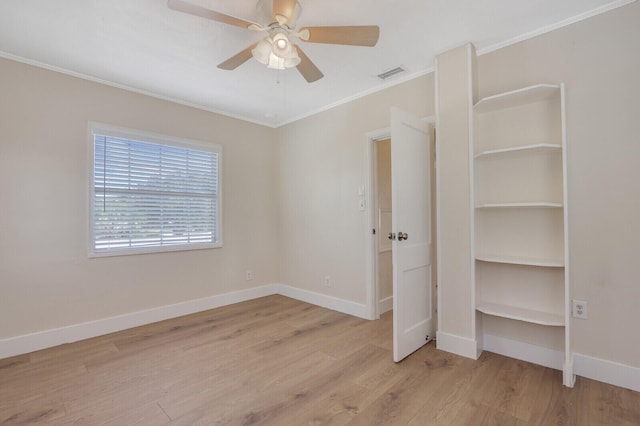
1 295 638 425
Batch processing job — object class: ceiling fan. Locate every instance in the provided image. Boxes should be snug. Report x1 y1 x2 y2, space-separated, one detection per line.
168 0 380 83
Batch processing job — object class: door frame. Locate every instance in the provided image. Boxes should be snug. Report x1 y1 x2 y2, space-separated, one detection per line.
364 116 436 321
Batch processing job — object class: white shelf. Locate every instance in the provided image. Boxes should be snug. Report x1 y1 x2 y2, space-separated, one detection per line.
475 143 561 159
473 82 570 383
476 202 562 209
477 303 565 326
476 255 564 268
474 84 560 114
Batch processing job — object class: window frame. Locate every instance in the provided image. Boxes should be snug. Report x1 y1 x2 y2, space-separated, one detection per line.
88 122 223 257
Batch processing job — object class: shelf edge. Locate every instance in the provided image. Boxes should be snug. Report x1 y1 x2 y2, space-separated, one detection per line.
475 202 563 209
474 84 561 112
475 143 562 158
477 303 565 326
476 255 565 267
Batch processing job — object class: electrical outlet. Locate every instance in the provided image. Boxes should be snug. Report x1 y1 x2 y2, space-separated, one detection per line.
245 270 253 281
324 276 332 287
572 299 588 319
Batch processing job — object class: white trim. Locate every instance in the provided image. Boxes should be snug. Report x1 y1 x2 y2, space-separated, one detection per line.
0 50 431 129
89 122 222 152
277 69 434 127
466 44 478 350
434 55 443 348
0 0 634 129
0 283 372 359
436 331 479 359
3 285 638 394
0 51 277 129
475 0 637 57
276 284 368 319
378 296 393 314
87 122 223 257
574 353 640 392
560 83 573 387
564 356 576 388
0 284 278 360
363 117 436 322
482 333 564 370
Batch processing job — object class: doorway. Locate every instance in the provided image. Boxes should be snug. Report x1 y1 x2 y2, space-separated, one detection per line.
375 139 393 316
364 120 437 325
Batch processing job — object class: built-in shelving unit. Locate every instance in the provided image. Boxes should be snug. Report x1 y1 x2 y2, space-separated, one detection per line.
472 83 573 386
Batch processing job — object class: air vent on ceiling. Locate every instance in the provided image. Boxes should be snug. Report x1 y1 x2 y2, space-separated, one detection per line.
377 66 406 80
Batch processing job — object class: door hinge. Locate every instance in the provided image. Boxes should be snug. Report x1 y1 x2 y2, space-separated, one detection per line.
372 228 376 235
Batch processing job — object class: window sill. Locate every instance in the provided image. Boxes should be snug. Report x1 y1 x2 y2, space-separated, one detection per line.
88 242 223 258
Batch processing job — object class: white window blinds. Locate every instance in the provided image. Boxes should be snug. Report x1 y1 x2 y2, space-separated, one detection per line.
91 126 221 255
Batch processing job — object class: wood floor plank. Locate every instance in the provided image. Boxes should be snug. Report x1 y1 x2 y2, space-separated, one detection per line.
0 296 637 425
351 345 474 425
477 357 546 422
0 354 30 371
216 344 390 425
403 350 499 425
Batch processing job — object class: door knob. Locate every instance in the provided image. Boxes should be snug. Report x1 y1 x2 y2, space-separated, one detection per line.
398 232 409 241
388 233 396 240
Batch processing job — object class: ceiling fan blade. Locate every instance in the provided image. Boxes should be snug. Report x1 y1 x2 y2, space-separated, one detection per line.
217 43 258 70
168 0 257 29
294 45 323 83
298 26 380 47
272 0 298 25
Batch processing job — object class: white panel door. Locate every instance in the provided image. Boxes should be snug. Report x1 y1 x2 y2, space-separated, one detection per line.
391 107 434 362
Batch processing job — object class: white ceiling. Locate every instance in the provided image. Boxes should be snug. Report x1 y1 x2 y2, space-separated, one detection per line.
0 0 630 127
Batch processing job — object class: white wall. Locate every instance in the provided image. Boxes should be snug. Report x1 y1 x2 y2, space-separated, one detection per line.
435 44 476 346
277 2 640 371
0 58 279 339
475 1 640 369
276 75 435 305
1 0 638 374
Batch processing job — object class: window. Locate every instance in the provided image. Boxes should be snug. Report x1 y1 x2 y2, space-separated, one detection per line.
89 123 221 256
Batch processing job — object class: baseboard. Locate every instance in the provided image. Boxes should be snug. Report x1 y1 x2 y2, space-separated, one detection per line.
482 333 564 371
480 336 640 391
378 296 393 314
276 284 368 319
0 284 370 359
4 287 639 393
0 285 278 360
436 331 479 359
574 353 640 392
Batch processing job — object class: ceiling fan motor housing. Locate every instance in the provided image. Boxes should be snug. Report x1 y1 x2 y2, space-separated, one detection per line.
256 0 301 28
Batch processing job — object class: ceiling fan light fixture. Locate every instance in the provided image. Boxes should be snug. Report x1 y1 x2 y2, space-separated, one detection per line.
169 0 379 82
251 37 273 64
266 46 300 69
285 46 301 67
252 35 300 70
271 31 291 57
